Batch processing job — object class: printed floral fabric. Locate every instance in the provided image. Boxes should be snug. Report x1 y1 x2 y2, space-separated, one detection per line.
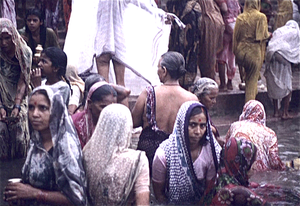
226 100 285 171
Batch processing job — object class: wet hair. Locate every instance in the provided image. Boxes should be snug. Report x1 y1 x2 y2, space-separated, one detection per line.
81 73 106 107
90 84 117 102
41 47 72 92
160 51 186 79
25 8 46 54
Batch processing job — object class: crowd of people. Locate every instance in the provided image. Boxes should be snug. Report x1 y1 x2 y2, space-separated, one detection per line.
0 0 300 205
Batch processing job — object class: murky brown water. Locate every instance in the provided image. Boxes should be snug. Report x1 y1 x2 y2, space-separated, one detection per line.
1 116 299 205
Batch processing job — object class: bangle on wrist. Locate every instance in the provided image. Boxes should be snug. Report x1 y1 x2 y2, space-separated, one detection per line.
13 104 21 112
0 105 4 110
36 190 48 203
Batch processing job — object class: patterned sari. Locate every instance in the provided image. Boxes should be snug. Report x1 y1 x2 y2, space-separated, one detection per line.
0 18 31 159
226 100 285 171
22 86 87 206
206 137 269 206
159 101 220 205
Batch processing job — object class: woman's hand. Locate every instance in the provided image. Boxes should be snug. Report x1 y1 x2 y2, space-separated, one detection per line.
0 107 6 120
4 182 39 203
11 108 20 118
30 68 42 89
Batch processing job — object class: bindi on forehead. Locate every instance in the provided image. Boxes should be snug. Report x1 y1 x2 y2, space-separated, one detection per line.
34 101 37 105
198 119 202 122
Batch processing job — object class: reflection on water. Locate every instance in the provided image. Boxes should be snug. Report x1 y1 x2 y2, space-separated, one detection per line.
0 117 299 205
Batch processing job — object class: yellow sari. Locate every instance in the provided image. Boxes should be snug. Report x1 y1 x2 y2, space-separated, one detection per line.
233 0 270 102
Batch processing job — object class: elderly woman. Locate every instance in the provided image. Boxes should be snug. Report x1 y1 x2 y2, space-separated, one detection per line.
233 0 270 102
264 20 300 119
4 86 87 205
131 51 198 174
152 101 221 205
191 77 225 146
226 100 285 171
0 18 31 159
83 104 150 205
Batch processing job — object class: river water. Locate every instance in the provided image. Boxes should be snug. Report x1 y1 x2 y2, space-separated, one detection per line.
0 116 299 205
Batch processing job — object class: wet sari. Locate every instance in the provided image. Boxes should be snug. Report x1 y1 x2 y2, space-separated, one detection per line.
205 137 269 206
22 86 87 206
226 100 285 171
83 104 149 205
166 0 202 89
233 0 270 102
0 18 31 159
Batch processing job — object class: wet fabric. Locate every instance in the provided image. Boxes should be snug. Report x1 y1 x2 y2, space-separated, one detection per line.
0 0 16 27
64 0 171 85
22 86 87 206
217 0 240 80
264 20 300 100
137 85 170 175
274 0 293 30
226 100 285 171
72 81 107 148
205 137 268 206
157 101 220 205
166 0 202 89
198 0 224 79
83 104 149 206
0 18 31 159
233 0 270 102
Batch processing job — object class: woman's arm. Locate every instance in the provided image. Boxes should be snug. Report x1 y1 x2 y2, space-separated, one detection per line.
131 89 147 128
109 83 131 103
11 72 27 117
4 182 73 206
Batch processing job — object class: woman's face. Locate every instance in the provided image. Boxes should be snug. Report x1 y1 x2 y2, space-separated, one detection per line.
26 15 42 33
199 88 218 110
0 32 14 54
188 112 207 145
89 94 117 124
28 93 51 132
38 53 55 77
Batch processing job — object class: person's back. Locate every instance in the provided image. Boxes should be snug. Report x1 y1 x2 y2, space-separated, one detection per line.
153 85 197 134
226 100 285 171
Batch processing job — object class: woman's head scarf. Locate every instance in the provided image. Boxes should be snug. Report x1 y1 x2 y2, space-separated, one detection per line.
239 100 266 126
0 18 32 86
220 137 257 186
159 101 221 204
72 81 108 147
23 85 87 206
266 20 300 64
83 104 145 205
